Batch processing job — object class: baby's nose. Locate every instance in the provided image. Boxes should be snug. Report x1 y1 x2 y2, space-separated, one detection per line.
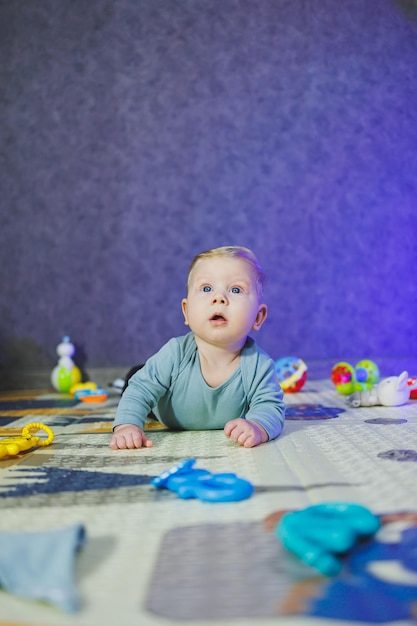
212 292 228 304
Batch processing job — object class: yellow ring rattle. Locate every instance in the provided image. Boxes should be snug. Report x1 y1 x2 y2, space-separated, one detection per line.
0 422 54 458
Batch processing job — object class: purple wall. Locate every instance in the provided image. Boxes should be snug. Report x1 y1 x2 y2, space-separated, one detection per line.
1 0 416 372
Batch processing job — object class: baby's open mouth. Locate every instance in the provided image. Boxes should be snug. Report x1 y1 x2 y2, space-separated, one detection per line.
210 314 226 322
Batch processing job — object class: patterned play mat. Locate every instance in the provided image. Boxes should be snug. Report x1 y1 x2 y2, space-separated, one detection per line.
1 379 417 626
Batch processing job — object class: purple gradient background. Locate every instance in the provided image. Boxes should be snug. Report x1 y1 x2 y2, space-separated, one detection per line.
1 0 416 373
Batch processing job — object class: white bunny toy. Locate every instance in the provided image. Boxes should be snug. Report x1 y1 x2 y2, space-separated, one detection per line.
347 371 410 408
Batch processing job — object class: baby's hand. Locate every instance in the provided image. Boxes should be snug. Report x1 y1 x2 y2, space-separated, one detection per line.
224 418 268 448
110 424 154 450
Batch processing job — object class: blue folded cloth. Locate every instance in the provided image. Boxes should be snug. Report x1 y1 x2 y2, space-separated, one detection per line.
0 523 85 612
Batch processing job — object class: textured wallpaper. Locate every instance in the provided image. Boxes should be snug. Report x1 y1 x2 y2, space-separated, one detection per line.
1 0 416 372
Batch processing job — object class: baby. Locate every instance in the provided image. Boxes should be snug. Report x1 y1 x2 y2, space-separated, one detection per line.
110 245 285 449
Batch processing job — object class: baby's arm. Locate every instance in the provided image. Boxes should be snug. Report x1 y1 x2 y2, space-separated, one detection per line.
224 418 268 448
240 354 286 442
110 424 154 450
111 339 179 449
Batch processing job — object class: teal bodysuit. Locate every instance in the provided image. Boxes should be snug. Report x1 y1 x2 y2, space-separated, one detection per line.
113 332 285 440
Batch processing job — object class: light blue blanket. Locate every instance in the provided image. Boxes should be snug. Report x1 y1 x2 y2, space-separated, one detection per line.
0 523 85 612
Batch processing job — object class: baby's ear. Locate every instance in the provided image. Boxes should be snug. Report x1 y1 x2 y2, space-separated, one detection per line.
252 304 268 331
181 298 189 325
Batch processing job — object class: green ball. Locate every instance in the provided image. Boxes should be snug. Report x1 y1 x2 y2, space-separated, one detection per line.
57 367 73 393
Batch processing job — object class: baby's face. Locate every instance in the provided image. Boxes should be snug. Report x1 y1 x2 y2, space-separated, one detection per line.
182 256 267 351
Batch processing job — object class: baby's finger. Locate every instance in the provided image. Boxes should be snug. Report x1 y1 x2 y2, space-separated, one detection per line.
109 436 119 450
142 435 154 448
124 433 140 449
243 434 257 448
110 434 128 449
224 419 239 437
225 425 241 442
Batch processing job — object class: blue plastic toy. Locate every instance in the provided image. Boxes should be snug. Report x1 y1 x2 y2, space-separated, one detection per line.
276 502 381 576
151 458 254 502
73 387 108 402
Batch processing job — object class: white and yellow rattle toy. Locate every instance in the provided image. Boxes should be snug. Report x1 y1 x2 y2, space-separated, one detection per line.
0 422 54 458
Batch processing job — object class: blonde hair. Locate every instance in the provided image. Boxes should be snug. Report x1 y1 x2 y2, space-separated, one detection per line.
187 246 266 299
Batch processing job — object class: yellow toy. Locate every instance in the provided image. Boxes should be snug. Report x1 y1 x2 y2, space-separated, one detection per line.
0 422 54 458
70 381 97 395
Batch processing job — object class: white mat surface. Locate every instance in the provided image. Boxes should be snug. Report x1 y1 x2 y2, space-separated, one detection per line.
1 379 417 625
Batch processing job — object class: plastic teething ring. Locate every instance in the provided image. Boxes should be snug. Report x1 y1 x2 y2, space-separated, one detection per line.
21 423 55 446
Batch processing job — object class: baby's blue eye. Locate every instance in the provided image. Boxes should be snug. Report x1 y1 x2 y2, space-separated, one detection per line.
231 287 241 294
202 286 212 292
